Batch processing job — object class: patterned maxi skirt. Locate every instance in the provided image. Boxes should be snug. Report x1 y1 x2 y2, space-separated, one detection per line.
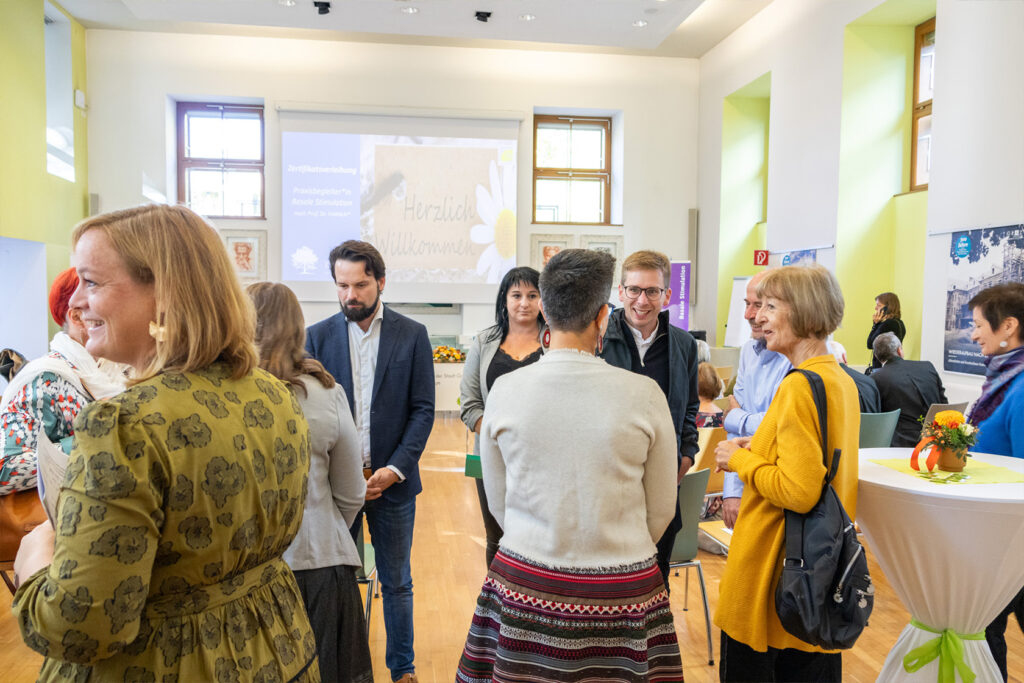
456 549 684 682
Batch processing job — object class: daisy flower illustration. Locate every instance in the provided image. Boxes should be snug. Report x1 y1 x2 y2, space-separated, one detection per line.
470 160 517 283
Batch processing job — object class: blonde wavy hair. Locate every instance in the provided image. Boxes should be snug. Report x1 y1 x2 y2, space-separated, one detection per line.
71 204 258 382
247 281 335 396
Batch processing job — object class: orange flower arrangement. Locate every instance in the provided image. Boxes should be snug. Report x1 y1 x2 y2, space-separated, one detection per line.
911 410 978 472
432 345 466 363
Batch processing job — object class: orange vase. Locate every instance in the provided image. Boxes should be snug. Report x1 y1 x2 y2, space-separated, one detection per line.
937 447 967 472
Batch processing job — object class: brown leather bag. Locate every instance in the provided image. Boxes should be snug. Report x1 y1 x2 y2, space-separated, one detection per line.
0 489 47 563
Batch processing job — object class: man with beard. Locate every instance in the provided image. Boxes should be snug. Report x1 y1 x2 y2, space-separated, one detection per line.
305 240 434 683
721 270 791 528
600 250 700 591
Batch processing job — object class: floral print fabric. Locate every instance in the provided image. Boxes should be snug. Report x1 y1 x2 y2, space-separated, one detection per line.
0 361 88 495
13 363 320 682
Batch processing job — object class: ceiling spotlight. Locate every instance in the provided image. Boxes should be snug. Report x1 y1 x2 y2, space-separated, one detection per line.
518 13 535 21
278 0 296 6
475 11 492 22
313 1 330 15
400 5 418 13
632 19 648 27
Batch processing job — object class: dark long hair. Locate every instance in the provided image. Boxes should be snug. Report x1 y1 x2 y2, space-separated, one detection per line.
485 267 544 343
247 282 335 396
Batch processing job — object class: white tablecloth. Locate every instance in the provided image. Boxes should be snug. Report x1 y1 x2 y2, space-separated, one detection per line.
858 448 1024 682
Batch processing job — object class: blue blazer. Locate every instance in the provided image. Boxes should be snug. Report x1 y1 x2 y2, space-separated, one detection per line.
305 305 435 503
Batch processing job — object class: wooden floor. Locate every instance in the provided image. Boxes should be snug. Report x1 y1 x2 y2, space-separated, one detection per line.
0 414 1021 682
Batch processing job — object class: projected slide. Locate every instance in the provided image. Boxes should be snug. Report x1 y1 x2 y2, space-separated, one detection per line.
282 132 517 284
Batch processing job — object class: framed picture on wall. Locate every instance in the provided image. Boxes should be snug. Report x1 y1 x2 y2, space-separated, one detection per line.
579 234 624 260
580 234 625 281
221 229 267 281
530 233 575 269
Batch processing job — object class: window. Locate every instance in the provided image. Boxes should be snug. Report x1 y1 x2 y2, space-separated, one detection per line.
911 18 935 191
533 115 611 224
44 3 74 182
177 102 265 218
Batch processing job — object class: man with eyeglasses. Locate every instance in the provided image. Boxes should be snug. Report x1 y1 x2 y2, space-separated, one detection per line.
601 249 700 591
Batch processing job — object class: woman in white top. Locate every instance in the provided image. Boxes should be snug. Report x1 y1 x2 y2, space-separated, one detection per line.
455 249 683 682
248 282 372 683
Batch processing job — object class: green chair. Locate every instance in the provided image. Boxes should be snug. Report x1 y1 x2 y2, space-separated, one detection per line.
354 524 378 629
859 409 901 448
669 467 714 666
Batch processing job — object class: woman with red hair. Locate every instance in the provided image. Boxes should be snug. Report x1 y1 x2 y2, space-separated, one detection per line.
0 268 125 496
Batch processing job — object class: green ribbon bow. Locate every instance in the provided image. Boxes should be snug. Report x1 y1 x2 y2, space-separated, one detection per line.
902 618 986 683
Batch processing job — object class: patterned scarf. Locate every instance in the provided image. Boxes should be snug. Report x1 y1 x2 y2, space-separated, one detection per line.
968 345 1024 426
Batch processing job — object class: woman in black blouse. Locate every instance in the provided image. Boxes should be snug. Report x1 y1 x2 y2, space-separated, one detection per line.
867 291 906 372
459 267 545 568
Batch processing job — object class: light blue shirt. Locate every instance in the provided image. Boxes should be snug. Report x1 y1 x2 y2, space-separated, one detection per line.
722 338 791 498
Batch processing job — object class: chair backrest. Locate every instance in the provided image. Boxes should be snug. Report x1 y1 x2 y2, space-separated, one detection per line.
694 427 727 494
714 366 734 385
353 524 375 580
670 468 711 564
859 409 901 448
708 346 741 370
920 402 969 437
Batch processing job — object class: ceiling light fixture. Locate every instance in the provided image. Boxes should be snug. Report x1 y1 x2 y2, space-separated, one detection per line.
313 1 330 15
632 19 648 28
400 6 418 13
519 13 535 21
278 0 296 6
475 11 492 23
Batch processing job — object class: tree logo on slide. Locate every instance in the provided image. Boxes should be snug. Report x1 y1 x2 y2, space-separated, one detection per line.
291 247 319 275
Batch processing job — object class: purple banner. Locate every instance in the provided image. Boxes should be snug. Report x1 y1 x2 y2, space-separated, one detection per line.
667 261 691 331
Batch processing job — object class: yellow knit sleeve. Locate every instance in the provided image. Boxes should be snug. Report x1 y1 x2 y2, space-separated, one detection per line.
730 376 827 514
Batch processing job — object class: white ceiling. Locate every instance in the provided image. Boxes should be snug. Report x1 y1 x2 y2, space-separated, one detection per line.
56 0 774 58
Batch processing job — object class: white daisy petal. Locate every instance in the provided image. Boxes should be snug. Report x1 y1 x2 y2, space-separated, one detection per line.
475 184 497 226
471 223 495 244
476 244 500 276
501 164 515 212
489 161 502 210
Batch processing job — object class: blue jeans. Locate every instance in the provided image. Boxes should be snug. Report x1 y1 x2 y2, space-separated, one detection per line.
364 497 416 679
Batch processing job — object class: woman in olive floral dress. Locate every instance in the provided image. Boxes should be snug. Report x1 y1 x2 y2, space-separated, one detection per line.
12 204 320 682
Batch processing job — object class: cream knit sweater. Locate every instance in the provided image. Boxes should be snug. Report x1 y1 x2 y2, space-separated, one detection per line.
480 349 678 569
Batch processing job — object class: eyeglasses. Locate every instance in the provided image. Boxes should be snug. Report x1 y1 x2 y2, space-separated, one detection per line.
623 286 666 300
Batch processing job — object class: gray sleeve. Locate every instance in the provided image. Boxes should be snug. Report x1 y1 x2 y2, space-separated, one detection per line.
460 334 486 432
326 385 366 528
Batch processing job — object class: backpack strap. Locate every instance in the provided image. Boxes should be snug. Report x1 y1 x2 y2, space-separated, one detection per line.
786 368 841 486
781 368 843 568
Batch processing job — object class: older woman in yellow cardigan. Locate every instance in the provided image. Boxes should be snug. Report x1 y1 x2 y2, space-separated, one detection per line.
714 265 860 682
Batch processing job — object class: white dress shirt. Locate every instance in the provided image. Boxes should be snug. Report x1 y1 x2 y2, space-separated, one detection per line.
628 320 660 364
347 302 404 480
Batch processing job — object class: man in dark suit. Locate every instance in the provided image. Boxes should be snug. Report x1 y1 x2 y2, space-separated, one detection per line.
871 332 947 447
842 364 881 413
306 240 434 683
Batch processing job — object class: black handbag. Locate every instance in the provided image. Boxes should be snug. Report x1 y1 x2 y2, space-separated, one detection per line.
774 369 874 650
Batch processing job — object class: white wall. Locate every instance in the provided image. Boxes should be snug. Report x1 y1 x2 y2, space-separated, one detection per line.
921 0 1024 402
85 30 699 331
697 0 1023 407
695 0 885 340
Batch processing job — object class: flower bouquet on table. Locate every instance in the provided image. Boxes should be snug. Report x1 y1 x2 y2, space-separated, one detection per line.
433 345 465 363
911 410 978 473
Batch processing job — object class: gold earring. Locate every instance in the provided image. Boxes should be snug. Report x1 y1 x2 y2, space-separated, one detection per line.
149 314 167 343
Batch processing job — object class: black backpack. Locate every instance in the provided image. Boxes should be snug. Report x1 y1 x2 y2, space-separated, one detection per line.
774 369 874 650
